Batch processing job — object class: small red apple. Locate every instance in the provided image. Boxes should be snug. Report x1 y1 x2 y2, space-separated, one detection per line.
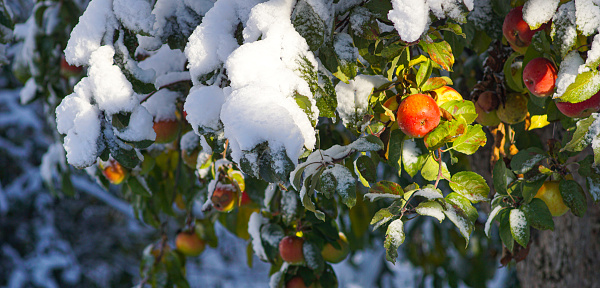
321 232 350 264
555 90 600 118
286 276 314 288
476 91 499 112
396 93 441 138
211 182 240 212
279 236 305 265
60 56 83 78
101 159 127 184
431 86 463 106
502 6 542 54
153 119 180 143
523 58 557 97
175 231 206 256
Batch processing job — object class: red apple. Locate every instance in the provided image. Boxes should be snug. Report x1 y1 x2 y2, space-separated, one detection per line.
286 276 314 288
153 119 180 143
175 231 206 256
396 93 441 138
476 91 499 112
279 236 305 264
211 182 240 212
502 6 542 54
321 232 350 264
101 159 127 184
240 191 252 206
523 58 557 97
555 91 600 118
60 56 83 78
431 86 463 106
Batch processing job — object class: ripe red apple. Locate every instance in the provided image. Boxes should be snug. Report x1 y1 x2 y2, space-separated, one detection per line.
502 6 541 54
535 181 569 217
523 58 557 97
321 232 350 263
153 119 180 143
211 182 240 212
286 276 316 288
431 86 463 106
279 236 305 264
101 159 127 184
60 56 83 78
555 90 600 118
175 231 206 256
396 93 441 138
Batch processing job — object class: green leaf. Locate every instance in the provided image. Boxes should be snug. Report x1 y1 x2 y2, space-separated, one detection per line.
421 155 450 182
370 208 396 231
563 115 596 152
128 176 152 197
415 201 445 223
579 155 600 202
384 219 405 264
510 147 548 174
387 129 404 174
484 205 506 237
522 175 548 204
493 160 509 195
559 70 600 103
499 211 514 252
416 59 433 87
550 3 578 57
443 193 477 245
503 52 525 93
291 0 326 51
559 179 588 217
526 198 555 231
355 155 377 186
111 147 140 169
402 138 428 178
424 118 468 150
419 40 455 71
421 77 453 92
301 170 326 221
325 164 357 208
439 100 477 124
317 172 336 198
509 208 530 248
449 171 490 203
260 223 285 261
451 124 487 155
368 180 404 196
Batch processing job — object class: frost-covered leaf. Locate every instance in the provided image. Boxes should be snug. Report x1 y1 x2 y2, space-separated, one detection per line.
449 171 489 203
579 155 600 202
383 219 405 263
413 186 443 200
419 40 455 71
575 0 600 36
509 208 530 248
323 164 356 208
402 138 428 178
370 208 397 231
292 0 327 51
303 241 325 275
421 155 450 182
510 147 547 174
349 6 380 41
525 199 555 231
523 0 558 30
301 170 326 221
559 70 600 104
563 115 596 152
484 205 505 237
415 201 445 223
559 179 587 217
551 2 577 57
443 193 477 245
365 180 404 201
260 223 285 262
451 124 487 155
499 212 514 252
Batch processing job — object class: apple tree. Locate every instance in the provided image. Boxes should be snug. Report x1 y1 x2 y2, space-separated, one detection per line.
8 0 600 287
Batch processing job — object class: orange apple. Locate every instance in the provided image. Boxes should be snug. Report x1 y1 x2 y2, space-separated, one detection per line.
523 57 557 97
279 236 305 264
153 119 180 143
535 181 569 217
211 182 240 212
175 231 206 256
396 94 441 138
431 86 463 106
101 159 127 184
502 6 542 54
555 90 600 118
321 232 350 263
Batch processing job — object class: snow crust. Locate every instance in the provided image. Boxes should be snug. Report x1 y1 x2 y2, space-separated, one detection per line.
388 0 429 43
184 85 225 135
575 0 600 36
141 89 179 121
335 74 388 127
586 34 600 67
551 2 577 57
554 51 585 98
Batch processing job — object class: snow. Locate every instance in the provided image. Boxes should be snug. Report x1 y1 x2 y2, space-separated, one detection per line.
19 78 37 104
386 219 405 246
138 44 188 78
586 34 600 67
184 85 225 134
551 2 577 57
55 90 101 168
402 139 422 166
467 0 492 30
112 0 154 33
322 164 355 204
554 51 585 98
586 113 600 155
335 74 388 127
64 0 117 66
334 33 359 63
113 105 156 142
484 205 503 237
413 188 443 199
141 89 180 121
509 208 528 239
248 211 269 261
180 131 200 152
523 0 558 30
575 0 600 36
40 143 67 187
388 0 428 43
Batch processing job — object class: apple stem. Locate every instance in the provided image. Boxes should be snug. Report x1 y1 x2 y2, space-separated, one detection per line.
433 148 443 189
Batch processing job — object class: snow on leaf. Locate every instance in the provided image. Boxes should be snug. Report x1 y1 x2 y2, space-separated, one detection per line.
388 0 428 43
554 51 585 99
523 0 558 30
509 208 529 248
551 2 577 57
248 212 269 261
413 187 443 200
402 138 427 177
575 0 600 36
564 114 596 152
585 113 600 165
449 171 489 203
415 201 445 223
184 85 225 135
443 193 476 245
335 75 388 129
323 164 356 208
484 205 503 237
383 219 405 263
